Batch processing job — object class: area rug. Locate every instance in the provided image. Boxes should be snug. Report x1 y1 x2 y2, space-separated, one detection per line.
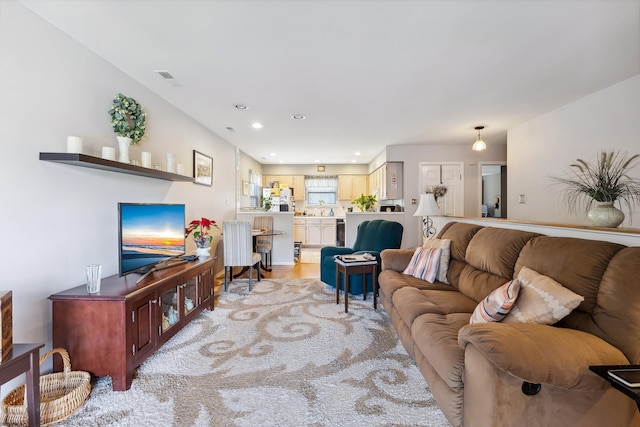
58 278 450 426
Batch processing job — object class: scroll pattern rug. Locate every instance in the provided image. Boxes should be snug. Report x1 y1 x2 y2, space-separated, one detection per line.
59 278 450 426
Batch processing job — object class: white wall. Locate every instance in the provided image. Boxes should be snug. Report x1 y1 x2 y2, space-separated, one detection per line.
508 74 640 227
0 0 237 380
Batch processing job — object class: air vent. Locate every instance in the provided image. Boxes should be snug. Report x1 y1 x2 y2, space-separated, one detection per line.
154 70 174 79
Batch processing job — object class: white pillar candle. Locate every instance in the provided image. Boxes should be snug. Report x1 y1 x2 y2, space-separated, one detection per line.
166 153 176 173
66 136 83 153
176 163 184 175
101 146 116 160
141 151 152 168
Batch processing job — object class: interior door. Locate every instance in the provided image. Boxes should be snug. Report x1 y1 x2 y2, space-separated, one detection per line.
419 163 464 216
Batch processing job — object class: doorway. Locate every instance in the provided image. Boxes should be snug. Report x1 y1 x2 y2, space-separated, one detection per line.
479 163 507 218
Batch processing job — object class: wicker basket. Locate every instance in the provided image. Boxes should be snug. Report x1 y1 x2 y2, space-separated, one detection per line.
1 348 91 426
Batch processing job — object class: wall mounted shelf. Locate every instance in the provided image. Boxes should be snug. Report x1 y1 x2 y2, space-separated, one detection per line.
39 152 194 182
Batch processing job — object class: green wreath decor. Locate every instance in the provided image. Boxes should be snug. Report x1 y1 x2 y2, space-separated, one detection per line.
108 93 146 144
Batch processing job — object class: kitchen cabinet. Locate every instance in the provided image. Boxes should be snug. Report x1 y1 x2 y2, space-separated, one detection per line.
338 174 367 201
294 217 336 246
369 162 403 200
49 258 215 391
294 218 306 244
292 175 305 201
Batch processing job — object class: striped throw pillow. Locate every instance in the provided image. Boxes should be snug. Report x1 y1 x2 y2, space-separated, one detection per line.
403 247 442 283
470 279 521 324
423 238 452 284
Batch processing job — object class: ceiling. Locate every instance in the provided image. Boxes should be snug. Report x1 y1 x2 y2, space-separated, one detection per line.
20 0 640 165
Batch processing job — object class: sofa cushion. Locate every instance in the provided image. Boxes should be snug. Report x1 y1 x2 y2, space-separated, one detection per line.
423 238 452 284
403 246 442 282
457 227 539 303
394 287 476 330
378 269 453 315
503 267 584 325
412 312 471 390
586 247 640 364
470 279 521 324
438 222 482 263
514 236 623 315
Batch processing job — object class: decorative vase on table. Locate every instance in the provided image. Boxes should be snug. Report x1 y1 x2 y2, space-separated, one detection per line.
195 239 210 260
587 202 625 228
116 136 132 163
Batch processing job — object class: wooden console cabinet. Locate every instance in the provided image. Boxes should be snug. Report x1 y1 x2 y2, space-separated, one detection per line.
49 258 215 391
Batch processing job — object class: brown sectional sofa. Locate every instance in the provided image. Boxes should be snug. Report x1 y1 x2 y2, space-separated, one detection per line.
379 221 640 427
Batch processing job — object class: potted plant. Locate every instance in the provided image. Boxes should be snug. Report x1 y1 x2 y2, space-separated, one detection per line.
352 194 377 212
552 150 640 227
108 93 147 163
261 197 273 212
185 217 219 258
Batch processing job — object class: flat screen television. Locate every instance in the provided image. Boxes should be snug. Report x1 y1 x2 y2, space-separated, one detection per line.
118 203 186 276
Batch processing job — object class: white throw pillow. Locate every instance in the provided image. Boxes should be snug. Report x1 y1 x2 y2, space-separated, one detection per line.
502 267 584 325
423 238 451 284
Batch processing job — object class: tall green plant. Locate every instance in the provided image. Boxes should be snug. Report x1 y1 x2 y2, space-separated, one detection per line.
552 150 640 217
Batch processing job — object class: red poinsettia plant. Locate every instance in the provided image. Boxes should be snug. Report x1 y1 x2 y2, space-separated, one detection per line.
185 217 219 248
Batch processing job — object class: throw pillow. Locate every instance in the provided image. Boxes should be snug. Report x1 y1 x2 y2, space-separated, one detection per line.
403 247 442 283
423 238 452 284
470 279 521 324
502 266 584 325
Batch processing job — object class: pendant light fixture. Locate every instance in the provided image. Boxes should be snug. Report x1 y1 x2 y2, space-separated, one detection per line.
472 126 487 151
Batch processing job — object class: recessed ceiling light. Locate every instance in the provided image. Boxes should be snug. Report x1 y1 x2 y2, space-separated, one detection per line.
351 160 357 163
278 160 284 163
315 160 320 163
225 126 235 132
291 114 306 120
354 152 361 156
234 104 248 110
252 122 263 129
270 153 276 156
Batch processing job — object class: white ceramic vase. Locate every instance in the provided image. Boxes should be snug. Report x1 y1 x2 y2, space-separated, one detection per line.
587 202 625 228
116 136 132 163
195 246 210 260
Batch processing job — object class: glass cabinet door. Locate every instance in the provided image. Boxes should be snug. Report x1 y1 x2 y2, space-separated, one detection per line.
161 286 179 332
182 278 198 317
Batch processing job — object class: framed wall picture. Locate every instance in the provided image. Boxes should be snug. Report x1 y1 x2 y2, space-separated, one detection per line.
193 150 213 186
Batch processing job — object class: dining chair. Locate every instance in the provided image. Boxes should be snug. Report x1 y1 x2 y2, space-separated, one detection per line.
253 215 274 268
223 220 262 291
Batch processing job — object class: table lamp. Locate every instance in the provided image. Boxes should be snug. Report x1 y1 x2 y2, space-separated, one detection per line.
414 193 441 239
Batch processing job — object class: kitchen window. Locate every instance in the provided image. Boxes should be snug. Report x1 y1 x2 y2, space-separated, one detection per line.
305 175 338 205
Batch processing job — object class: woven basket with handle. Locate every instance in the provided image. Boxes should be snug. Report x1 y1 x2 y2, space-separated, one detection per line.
1 348 91 426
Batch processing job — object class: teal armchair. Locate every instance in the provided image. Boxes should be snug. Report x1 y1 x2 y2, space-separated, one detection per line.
320 219 403 295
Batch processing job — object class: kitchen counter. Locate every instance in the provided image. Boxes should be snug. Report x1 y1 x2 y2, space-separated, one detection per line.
236 211 294 265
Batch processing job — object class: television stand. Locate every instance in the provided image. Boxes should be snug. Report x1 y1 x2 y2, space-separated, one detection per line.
49 257 215 391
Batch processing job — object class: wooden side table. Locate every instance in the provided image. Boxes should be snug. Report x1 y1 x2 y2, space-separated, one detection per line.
334 258 378 313
0 343 44 427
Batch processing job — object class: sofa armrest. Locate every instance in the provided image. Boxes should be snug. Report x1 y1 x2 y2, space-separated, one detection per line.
458 322 630 391
380 248 415 272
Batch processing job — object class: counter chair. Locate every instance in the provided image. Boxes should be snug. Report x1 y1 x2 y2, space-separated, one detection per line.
253 215 274 268
223 220 262 291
